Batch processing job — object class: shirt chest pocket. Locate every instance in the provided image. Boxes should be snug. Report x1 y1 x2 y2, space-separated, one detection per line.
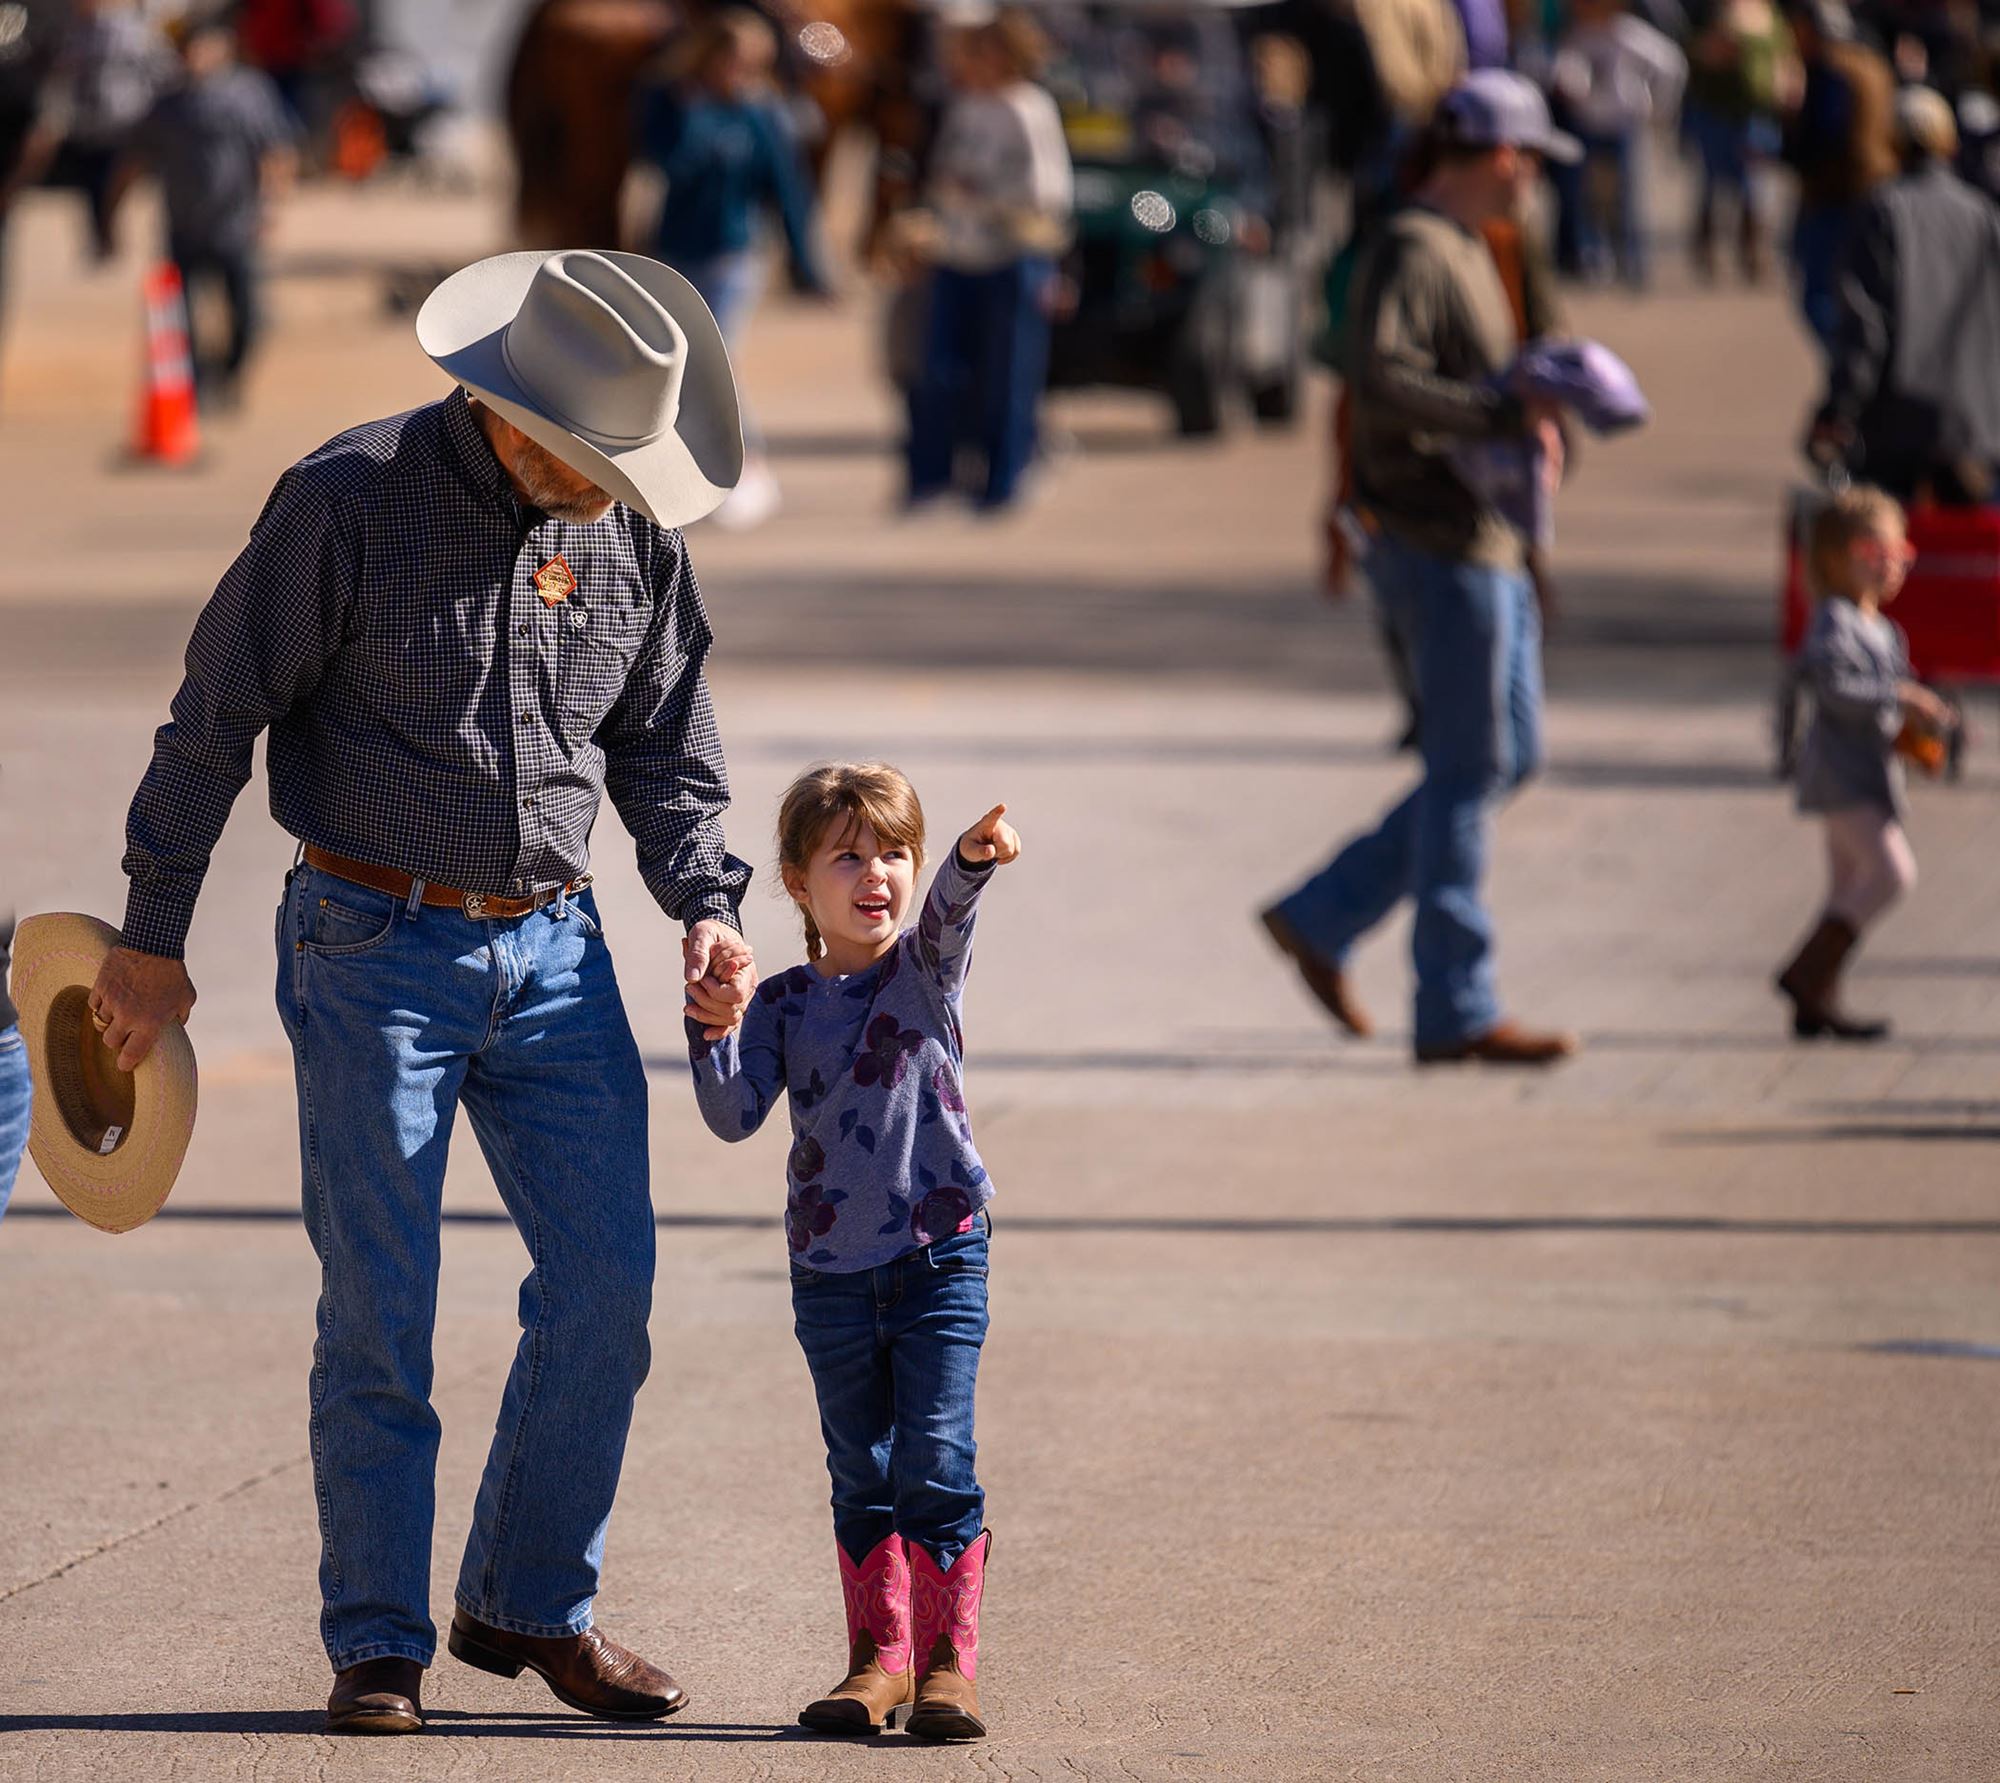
555 599 652 744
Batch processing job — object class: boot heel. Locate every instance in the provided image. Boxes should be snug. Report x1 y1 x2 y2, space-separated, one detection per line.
448 1625 525 1679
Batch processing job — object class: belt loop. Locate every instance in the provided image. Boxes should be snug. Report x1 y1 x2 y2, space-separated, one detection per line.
405 878 426 919
553 883 570 921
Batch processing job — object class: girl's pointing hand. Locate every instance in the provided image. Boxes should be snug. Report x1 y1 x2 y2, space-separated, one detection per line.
957 804 1022 868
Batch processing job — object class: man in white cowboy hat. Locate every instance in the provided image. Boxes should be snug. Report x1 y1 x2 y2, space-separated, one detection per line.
89 249 760 1734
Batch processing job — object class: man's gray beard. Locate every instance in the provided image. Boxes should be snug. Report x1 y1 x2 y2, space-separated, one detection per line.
513 443 615 524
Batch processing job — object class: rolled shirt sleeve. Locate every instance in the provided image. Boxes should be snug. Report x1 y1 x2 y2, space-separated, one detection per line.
121 472 353 958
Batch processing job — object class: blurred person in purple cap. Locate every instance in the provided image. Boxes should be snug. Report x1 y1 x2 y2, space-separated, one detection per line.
1806 85 2000 503
1261 69 1581 1067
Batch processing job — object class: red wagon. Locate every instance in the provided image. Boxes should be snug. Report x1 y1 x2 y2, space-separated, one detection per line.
1777 492 2000 779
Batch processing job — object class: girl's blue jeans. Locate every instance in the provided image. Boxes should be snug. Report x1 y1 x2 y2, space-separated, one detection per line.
275 863 654 1670
0 1023 28 1225
791 1214 989 1570
1273 534 1543 1050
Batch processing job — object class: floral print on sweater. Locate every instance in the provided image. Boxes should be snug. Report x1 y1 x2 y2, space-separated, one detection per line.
689 851 995 1271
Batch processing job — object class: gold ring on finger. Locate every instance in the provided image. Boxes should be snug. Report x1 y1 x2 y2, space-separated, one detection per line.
91 1011 113 1031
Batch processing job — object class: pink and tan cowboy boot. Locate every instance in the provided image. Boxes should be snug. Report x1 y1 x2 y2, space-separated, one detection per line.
905 1530 990 1742
798 1534 915 1735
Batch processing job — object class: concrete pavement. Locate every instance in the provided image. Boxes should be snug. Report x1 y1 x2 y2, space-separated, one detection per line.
2 168 1998 1781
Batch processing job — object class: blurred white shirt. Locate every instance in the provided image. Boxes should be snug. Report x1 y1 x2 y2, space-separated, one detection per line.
929 80 1074 271
1552 15 1687 137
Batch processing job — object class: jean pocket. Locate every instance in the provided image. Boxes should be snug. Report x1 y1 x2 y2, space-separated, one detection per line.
924 1218 989 1278
300 885 399 957
788 1259 825 1288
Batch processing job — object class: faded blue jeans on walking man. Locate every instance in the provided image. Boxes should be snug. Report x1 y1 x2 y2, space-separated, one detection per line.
275 861 654 1671
1272 532 1543 1050
791 1213 988 1570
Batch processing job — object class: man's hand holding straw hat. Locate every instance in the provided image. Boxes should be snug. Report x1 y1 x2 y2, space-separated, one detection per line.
88 946 196 1073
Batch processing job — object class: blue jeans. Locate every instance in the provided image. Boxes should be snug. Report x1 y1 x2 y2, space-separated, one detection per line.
274 863 654 1670
907 258 1053 510
680 251 766 448
1555 129 1646 284
0 1024 28 1225
1274 535 1542 1050
1791 202 1857 354
790 1214 989 1570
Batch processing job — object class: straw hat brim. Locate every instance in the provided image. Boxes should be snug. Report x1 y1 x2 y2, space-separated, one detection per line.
14 913 197 1235
415 251 745 530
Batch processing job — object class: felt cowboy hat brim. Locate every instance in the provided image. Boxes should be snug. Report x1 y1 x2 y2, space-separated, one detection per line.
416 251 745 530
15 914 197 1234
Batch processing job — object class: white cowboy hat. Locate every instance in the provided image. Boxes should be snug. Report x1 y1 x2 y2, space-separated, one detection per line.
13 914 197 1234
416 250 745 530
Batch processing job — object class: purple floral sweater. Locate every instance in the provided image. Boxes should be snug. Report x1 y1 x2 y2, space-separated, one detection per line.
689 851 995 1272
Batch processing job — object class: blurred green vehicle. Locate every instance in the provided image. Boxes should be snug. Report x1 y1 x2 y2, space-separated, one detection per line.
1040 0 1314 436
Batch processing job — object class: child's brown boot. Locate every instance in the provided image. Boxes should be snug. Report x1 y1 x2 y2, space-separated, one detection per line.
798 1535 914 1735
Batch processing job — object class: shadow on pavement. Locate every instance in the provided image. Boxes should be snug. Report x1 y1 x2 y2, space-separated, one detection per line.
10 1206 1998 1236
1669 1123 2000 1145
0 1711 812 1742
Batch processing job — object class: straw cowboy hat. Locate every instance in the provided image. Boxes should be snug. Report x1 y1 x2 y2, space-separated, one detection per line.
416 250 744 529
13 914 197 1234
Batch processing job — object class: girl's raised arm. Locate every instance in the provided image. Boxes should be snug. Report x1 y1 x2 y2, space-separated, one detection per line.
913 805 1020 997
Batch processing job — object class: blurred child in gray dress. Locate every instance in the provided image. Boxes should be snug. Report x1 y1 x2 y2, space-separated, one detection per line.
1776 485 1955 1039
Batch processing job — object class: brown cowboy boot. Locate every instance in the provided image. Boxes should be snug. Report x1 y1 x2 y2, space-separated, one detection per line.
448 1610 687 1719
1777 915 1889 1041
326 1657 424 1734
1415 1020 1578 1066
1259 906 1374 1037
906 1531 990 1742
799 1534 915 1734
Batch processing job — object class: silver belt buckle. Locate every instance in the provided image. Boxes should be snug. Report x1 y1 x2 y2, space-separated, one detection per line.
462 891 489 920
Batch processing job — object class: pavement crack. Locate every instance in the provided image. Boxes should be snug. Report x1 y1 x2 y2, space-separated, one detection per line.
0 1453 310 1605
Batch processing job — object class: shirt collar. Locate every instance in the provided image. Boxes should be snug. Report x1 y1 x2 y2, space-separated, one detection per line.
439 386 526 517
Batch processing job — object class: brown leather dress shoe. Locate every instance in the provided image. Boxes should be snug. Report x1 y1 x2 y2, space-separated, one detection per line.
1415 1020 1578 1066
448 1610 687 1720
326 1657 424 1734
1260 907 1373 1037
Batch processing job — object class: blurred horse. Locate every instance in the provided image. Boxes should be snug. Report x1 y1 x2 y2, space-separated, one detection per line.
504 0 925 253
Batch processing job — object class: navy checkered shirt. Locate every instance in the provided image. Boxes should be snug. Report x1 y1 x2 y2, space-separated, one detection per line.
120 388 752 958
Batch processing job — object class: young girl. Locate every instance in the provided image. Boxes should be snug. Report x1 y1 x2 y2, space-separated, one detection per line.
690 762 1020 1740
1777 485 1951 1039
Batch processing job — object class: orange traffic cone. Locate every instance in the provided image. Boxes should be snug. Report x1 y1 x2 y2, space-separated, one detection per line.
132 263 200 466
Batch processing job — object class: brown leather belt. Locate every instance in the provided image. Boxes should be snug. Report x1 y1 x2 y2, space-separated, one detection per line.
302 844 590 921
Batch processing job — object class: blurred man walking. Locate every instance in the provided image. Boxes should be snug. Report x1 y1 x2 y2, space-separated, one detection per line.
1262 72 1578 1066
122 18 294 409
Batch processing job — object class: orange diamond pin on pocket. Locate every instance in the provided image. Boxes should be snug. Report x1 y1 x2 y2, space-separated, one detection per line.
534 555 577 607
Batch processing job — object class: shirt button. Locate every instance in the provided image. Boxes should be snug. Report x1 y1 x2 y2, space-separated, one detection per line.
518 711 532 724
518 623 531 638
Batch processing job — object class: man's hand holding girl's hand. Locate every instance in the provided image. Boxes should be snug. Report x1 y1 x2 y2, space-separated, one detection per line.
684 919 757 1041
957 804 1022 868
